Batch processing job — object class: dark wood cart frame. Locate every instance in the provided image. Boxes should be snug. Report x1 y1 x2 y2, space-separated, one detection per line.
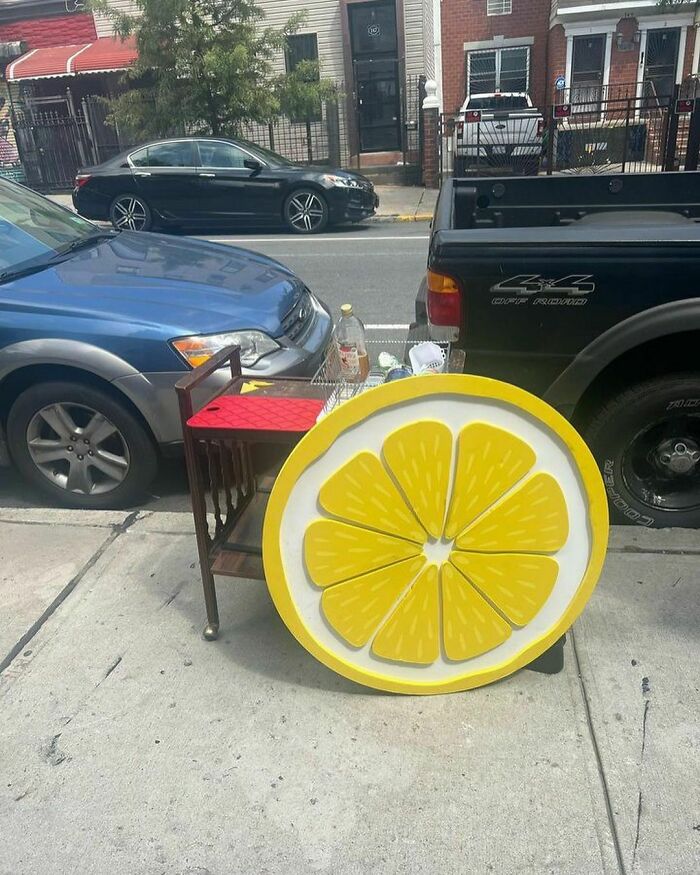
175 346 323 640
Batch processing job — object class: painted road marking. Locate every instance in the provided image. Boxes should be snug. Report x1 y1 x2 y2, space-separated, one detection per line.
201 235 430 243
365 323 411 329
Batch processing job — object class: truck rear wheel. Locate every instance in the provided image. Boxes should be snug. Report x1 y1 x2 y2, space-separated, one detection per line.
584 374 700 528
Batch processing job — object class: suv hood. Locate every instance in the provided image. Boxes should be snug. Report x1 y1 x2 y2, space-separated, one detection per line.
5 232 308 338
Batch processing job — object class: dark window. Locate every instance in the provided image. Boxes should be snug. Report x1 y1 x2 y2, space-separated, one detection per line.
571 34 605 110
285 33 319 73
644 28 680 104
349 2 398 57
130 147 148 167
138 141 195 168
285 33 321 122
196 140 248 169
467 95 529 111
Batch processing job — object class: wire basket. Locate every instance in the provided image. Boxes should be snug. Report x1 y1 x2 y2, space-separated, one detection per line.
311 328 451 416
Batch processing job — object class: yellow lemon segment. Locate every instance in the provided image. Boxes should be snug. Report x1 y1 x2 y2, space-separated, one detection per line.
372 564 440 665
304 519 423 588
319 451 426 543
441 562 512 660
450 552 559 626
382 420 452 538
321 556 427 647
455 473 569 553
444 423 536 539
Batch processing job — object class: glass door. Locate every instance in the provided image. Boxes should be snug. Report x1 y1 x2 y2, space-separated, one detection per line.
571 34 605 112
644 28 680 107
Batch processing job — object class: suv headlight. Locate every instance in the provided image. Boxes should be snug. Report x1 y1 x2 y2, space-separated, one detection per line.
322 173 361 188
171 330 280 368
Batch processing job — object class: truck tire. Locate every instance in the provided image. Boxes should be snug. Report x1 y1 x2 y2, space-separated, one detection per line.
584 374 700 528
7 381 158 510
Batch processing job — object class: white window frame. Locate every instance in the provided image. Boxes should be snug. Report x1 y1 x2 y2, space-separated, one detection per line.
466 45 530 96
487 0 512 16
564 23 615 104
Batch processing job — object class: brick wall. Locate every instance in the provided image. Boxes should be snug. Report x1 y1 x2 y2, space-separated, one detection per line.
682 25 697 79
608 18 640 94
0 13 97 49
548 23 566 103
441 0 551 115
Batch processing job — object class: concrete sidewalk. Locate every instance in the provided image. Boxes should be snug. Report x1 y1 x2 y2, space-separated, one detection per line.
0 510 697 874
48 185 437 223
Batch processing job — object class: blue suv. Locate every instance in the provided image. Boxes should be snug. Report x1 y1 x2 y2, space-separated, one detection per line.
0 179 331 508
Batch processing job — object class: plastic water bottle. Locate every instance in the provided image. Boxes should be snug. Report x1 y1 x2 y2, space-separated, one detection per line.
335 304 369 382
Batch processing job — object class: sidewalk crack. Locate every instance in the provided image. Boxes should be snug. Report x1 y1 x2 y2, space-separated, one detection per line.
570 626 627 874
0 511 141 676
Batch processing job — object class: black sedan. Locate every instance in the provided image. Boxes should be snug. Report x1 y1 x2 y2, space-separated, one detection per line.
73 137 378 235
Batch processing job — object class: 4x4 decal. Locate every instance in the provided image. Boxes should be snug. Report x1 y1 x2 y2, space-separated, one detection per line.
491 274 595 296
490 274 595 306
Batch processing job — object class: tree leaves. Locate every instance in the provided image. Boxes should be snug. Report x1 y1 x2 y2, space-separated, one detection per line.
88 0 335 138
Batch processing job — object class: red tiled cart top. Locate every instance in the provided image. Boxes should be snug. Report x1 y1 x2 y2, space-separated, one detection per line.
187 394 324 434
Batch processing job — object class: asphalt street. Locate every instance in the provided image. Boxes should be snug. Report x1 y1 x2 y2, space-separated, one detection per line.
194 220 430 325
0 222 431 510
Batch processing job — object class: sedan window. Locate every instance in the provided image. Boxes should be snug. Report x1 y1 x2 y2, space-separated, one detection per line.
132 141 195 168
197 141 248 169
130 147 149 167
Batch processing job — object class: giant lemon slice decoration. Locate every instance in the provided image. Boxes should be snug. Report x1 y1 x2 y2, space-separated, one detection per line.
263 375 608 695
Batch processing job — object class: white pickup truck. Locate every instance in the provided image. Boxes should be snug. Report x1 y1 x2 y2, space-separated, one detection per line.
453 92 544 176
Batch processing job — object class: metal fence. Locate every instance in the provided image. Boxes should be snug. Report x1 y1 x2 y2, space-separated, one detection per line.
11 97 348 192
236 100 341 167
12 96 139 191
546 80 700 175
440 79 700 181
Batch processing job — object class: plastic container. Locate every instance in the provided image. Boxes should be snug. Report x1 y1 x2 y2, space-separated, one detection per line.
334 304 370 382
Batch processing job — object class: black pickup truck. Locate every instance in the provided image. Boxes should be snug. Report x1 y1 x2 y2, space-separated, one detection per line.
415 172 700 528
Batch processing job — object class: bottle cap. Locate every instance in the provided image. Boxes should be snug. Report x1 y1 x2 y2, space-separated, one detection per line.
340 304 353 316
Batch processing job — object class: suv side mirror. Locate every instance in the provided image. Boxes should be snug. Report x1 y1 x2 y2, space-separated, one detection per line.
244 158 263 173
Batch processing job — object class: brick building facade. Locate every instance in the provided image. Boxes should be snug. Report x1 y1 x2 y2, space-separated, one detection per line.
441 0 551 114
441 0 700 115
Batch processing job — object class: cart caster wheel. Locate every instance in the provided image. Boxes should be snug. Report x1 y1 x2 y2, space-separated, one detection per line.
203 623 219 641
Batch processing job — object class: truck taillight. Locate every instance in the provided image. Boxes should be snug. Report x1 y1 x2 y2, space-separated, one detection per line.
427 270 461 341
74 173 91 189
457 121 464 137
537 119 545 137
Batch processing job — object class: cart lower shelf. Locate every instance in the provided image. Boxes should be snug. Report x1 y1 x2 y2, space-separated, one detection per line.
210 490 269 580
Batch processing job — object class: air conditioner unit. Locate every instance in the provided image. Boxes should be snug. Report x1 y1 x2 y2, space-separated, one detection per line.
0 41 26 62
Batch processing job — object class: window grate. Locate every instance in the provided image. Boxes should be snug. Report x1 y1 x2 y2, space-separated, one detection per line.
466 46 529 96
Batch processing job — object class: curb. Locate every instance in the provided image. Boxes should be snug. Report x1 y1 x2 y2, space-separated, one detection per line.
369 213 434 224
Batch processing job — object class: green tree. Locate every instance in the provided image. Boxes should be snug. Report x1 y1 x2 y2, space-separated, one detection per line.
276 60 338 123
91 0 330 138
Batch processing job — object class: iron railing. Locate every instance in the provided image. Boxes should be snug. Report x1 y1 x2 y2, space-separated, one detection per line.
440 79 700 181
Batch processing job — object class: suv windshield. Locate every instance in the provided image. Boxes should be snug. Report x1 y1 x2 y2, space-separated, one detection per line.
0 181 98 277
467 96 530 111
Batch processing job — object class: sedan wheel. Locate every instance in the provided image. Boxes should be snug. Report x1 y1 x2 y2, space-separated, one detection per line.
284 189 329 234
110 194 152 231
8 381 157 509
27 402 130 495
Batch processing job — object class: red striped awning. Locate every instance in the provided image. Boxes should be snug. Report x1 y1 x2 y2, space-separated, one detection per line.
7 36 137 81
